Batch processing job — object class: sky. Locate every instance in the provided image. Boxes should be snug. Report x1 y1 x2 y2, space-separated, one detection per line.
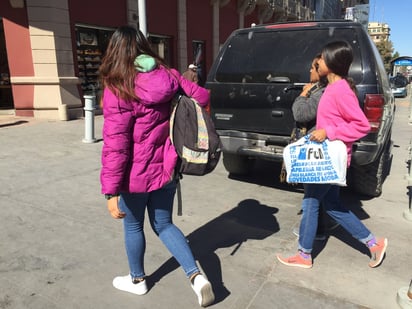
369 0 412 57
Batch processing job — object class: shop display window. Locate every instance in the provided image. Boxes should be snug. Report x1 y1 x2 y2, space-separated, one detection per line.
75 28 173 95
75 25 114 95
148 35 172 66
0 20 13 109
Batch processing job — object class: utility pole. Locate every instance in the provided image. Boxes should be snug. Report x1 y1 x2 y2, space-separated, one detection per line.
138 0 147 36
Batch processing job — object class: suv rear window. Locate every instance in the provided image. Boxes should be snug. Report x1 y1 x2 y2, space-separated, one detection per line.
215 28 363 84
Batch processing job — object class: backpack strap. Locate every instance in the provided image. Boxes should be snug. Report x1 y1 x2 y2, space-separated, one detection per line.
176 176 183 216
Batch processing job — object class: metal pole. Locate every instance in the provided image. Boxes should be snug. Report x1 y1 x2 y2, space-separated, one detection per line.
82 95 97 143
396 279 412 308
138 0 147 36
404 138 412 221
409 84 412 124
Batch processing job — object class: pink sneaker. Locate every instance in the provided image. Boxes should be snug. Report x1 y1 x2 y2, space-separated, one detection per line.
368 238 388 268
276 252 312 269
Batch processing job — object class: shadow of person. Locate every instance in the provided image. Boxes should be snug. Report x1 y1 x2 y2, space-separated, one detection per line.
311 224 370 261
148 199 279 304
340 188 370 220
311 190 372 260
228 160 304 194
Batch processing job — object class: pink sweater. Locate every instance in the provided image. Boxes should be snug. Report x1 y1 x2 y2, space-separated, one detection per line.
316 79 370 166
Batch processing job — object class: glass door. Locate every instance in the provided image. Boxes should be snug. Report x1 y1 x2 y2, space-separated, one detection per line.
0 19 13 110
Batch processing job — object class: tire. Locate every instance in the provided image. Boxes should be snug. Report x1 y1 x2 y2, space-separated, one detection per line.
348 137 392 197
222 152 254 175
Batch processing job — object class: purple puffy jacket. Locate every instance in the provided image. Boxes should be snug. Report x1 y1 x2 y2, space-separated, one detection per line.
100 66 209 194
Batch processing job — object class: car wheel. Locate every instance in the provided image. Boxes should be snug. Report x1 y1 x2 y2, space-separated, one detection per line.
348 135 392 197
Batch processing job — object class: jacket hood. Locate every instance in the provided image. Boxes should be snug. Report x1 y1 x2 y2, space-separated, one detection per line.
135 66 179 105
134 54 157 72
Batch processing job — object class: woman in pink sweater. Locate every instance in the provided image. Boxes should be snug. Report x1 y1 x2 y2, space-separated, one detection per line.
99 26 214 307
277 41 388 269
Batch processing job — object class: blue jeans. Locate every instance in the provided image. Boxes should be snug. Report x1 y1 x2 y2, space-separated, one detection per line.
118 180 199 279
298 183 374 253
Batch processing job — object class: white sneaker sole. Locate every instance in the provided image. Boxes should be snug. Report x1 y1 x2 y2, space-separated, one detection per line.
198 281 214 307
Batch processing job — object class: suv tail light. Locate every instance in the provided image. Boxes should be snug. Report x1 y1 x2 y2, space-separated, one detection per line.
364 94 384 133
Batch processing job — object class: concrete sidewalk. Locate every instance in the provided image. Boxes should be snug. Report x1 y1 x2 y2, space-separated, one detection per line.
0 101 411 309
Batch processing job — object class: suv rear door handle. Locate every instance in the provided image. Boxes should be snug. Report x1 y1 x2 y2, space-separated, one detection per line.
283 84 305 92
271 110 284 117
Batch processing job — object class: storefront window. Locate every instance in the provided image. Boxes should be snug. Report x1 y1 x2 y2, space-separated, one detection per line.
0 19 13 109
75 28 173 96
148 35 172 66
75 25 114 95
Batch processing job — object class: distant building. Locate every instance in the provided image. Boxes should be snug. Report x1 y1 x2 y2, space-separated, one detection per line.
368 22 391 43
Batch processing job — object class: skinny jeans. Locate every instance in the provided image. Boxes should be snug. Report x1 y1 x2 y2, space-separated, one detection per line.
118 180 199 279
298 183 374 253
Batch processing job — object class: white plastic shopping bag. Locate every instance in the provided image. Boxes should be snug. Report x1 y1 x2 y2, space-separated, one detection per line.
283 135 347 186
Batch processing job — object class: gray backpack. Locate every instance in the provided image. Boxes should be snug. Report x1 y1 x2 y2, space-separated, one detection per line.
170 94 222 177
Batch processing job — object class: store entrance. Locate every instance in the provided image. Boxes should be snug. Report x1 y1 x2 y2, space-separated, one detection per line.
0 19 13 110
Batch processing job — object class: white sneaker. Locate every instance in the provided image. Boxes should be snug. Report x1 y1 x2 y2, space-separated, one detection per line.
112 275 148 295
191 274 215 307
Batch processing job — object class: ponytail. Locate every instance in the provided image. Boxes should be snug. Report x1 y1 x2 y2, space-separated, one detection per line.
344 76 357 95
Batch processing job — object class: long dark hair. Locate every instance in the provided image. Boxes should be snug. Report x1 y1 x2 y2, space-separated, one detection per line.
313 53 328 88
321 41 357 93
99 26 166 102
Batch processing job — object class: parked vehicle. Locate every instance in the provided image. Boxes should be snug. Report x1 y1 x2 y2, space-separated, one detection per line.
391 84 407 98
390 74 408 98
205 20 395 197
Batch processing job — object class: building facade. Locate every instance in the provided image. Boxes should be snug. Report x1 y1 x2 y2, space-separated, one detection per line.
368 21 390 43
340 0 368 7
1 0 351 120
314 0 342 20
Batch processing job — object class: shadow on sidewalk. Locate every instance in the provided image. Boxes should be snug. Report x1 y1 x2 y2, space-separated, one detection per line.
310 189 373 260
0 120 29 128
230 160 374 262
228 160 304 194
148 199 279 304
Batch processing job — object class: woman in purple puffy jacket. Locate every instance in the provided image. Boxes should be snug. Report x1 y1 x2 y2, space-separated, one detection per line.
99 26 214 307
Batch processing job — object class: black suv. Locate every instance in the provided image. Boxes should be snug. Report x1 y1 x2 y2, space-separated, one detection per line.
205 20 395 197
